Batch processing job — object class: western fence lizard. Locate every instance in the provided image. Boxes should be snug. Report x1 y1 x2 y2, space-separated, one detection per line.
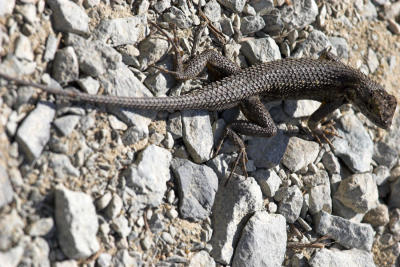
0 33 397 180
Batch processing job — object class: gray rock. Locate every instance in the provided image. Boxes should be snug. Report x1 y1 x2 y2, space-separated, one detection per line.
27 218 54 237
121 125 149 146
262 8 284 36
373 141 398 169
138 37 169 70
20 237 50 267
43 34 59 62
0 164 13 208
182 110 213 163
373 165 390 186
220 17 235 36
0 0 15 16
94 16 147 47
293 30 331 58
329 37 349 61
332 113 374 173
171 158 218 221
367 48 379 73
304 171 332 215
53 115 81 136
49 153 80 178
249 0 274 15
16 102 55 161
389 177 400 208
240 16 265 35
0 210 24 251
309 248 375 267
334 173 378 214
97 253 112 267
108 115 127 131
111 216 131 239
281 0 318 29
167 112 183 139
274 185 303 223
144 72 174 97
112 250 138 267
363 203 389 227
47 0 89 35
53 260 78 267
0 243 24 267
241 37 281 64
153 0 171 13
55 186 99 259
283 100 321 118
322 151 341 175
52 47 79 84
189 250 216 267
247 130 289 168
161 232 174 244
123 145 172 212
315 211 375 251
65 33 121 77
384 112 400 154
252 169 282 197
210 176 263 264
217 0 246 13
18 4 37 24
281 137 320 173
104 194 123 219
204 0 221 22
14 35 34 61
77 76 100 95
163 6 192 29
232 212 286 267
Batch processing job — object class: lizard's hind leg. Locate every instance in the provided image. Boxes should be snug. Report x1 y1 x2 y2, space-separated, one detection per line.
150 23 241 80
214 96 278 183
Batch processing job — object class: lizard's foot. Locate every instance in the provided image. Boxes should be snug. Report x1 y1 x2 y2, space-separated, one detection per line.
225 148 248 185
212 127 250 185
309 120 341 148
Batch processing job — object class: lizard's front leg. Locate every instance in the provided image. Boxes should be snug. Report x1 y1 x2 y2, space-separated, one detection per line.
306 99 346 145
214 96 278 183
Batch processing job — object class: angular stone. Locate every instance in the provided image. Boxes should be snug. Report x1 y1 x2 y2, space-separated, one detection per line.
247 130 289 168
217 0 246 13
309 248 375 267
47 0 89 35
332 113 374 172
241 37 281 64
52 47 79 84
334 173 378 214
171 159 218 222
315 211 374 251
55 186 99 259
210 176 263 264
0 164 13 208
182 110 213 163
281 137 319 173
274 185 303 223
16 102 55 161
123 145 172 213
232 212 286 267
94 16 147 46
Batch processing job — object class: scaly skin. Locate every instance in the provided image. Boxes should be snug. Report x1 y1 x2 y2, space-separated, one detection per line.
0 56 396 128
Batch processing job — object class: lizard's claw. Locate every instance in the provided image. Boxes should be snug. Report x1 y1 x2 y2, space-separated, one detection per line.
225 148 248 186
309 120 342 148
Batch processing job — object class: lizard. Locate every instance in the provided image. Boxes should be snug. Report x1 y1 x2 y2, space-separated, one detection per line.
0 27 397 182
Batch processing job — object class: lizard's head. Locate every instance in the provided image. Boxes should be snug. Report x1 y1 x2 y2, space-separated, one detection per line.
349 81 397 129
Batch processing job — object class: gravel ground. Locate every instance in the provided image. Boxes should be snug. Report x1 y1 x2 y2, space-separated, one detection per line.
0 0 400 266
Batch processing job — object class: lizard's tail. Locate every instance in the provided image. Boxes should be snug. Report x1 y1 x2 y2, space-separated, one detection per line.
0 72 208 110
